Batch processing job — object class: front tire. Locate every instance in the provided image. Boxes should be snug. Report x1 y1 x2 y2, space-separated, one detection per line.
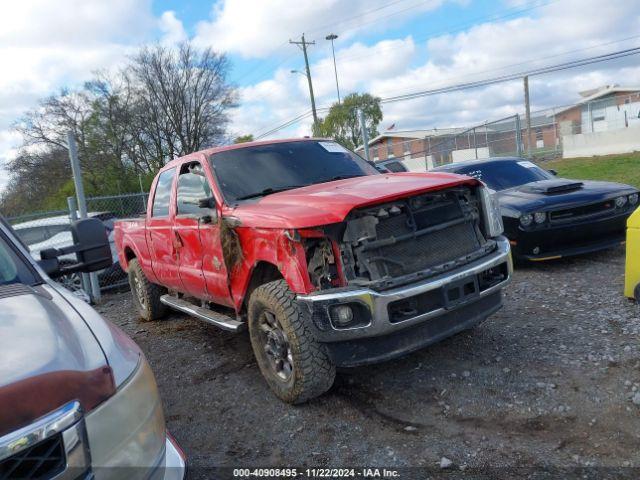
128 258 168 321
248 280 336 404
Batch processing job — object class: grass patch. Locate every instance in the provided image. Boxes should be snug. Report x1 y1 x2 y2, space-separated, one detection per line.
543 152 640 189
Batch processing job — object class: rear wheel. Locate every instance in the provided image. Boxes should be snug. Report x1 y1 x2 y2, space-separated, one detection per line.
248 280 335 404
128 258 168 321
635 283 640 303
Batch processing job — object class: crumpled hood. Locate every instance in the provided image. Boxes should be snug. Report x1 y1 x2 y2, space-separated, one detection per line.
227 172 478 229
0 284 114 436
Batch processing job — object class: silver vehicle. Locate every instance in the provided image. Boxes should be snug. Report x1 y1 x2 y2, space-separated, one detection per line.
0 215 185 479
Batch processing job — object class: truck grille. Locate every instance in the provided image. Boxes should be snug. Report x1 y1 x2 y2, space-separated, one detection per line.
371 220 480 278
340 186 490 289
0 434 65 480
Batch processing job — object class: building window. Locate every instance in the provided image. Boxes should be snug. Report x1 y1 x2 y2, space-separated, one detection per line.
386 139 394 157
535 128 544 149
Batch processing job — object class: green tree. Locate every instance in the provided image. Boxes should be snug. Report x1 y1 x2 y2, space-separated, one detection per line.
233 134 254 143
312 93 382 150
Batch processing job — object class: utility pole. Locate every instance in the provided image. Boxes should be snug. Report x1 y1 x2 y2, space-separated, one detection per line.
326 33 341 103
67 131 101 303
523 76 532 157
290 34 318 127
359 109 370 162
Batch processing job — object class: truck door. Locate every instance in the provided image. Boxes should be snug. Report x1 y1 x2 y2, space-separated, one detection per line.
174 162 232 307
147 167 182 291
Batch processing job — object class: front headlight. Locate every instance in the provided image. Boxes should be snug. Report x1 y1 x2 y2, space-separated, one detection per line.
534 212 547 224
85 356 166 479
480 186 504 237
629 193 639 206
615 196 628 208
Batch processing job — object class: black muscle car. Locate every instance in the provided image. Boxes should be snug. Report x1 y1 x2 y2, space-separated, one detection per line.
434 157 639 261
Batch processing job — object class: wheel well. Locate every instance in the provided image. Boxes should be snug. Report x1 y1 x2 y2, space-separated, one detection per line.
124 247 136 267
241 262 284 313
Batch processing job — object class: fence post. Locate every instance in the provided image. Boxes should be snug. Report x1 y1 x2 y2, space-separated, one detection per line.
515 114 523 157
139 174 147 212
485 121 489 155
473 127 478 159
67 132 101 303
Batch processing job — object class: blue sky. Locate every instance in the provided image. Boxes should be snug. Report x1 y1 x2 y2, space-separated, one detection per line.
1 0 639 190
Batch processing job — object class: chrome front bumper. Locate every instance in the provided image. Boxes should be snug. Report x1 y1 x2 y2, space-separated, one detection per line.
298 236 512 342
162 434 187 480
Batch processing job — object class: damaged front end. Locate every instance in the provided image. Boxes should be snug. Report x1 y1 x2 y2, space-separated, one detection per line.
301 185 500 292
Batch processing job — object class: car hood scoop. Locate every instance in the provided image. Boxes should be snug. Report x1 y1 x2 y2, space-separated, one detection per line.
519 179 584 195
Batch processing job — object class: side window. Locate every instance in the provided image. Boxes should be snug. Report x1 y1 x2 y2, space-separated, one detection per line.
152 168 176 217
177 163 213 216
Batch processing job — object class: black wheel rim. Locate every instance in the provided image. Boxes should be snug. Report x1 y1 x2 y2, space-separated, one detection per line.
257 310 293 382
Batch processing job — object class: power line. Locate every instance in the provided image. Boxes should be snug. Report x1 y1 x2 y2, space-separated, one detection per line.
253 46 640 138
380 47 640 103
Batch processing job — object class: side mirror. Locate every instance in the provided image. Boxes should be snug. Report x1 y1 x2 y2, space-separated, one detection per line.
198 196 216 209
41 218 112 278
548 169 558 176
37 257 60 276
197 196 218 224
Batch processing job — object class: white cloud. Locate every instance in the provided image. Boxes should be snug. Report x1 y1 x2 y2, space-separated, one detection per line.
159 11 188 46
194 0 445 58
242 0 640 139
0 0 161 193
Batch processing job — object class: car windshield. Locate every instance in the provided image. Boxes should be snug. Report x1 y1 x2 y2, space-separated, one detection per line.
209 140 379 203
446 159 554 191
0 228 39 286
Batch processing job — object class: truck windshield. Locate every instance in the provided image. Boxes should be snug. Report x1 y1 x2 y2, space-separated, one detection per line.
0 228 39 286
209 140 379 203
447 160 553 191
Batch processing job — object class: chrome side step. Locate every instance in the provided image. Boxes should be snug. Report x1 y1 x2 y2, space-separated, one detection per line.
160 295 245 332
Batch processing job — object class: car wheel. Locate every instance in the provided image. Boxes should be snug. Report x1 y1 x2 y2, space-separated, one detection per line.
248 279 336 404
128 258 168 321
58 270 83 292
635 283 640 303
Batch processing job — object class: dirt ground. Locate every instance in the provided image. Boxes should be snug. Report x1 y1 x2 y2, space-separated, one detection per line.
97 246 640 478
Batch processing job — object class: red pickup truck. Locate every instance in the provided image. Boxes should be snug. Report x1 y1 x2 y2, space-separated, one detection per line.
115 138 512 403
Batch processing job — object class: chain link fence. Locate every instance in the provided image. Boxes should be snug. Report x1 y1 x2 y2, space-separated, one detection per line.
366 91 640 168
6 192 148 295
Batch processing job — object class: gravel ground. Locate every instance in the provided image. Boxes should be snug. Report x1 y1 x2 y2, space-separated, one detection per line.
96 246 640 477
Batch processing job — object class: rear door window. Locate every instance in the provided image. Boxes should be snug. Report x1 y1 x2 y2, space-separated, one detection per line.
152 168 176 217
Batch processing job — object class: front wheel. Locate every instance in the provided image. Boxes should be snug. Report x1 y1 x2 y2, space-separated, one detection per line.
128 258 168 321
248 280 336 404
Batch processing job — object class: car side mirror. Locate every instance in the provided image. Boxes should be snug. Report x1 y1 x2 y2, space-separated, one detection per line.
197 196 218 224
198 196 216 209
548 169 558 176
37 257 60 276
40 218 112 278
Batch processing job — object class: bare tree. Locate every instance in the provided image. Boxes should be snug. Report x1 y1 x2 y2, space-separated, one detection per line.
128 42 237 166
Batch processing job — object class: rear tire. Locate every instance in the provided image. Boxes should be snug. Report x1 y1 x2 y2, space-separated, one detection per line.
248 280 336 404
128 258 168 321
635 284 640 303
